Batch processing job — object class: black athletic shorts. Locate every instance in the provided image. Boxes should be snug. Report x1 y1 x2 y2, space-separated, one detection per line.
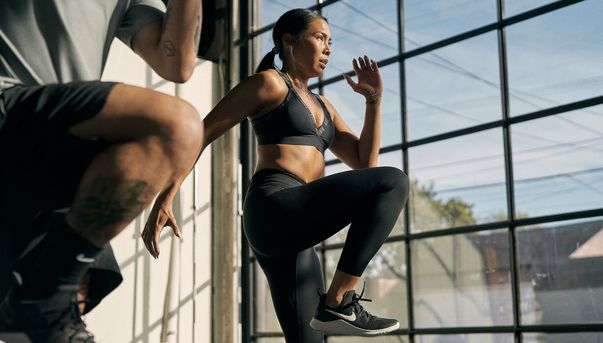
0 81 122 311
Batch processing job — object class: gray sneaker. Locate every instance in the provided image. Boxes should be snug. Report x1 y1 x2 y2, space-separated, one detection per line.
310 288 400 336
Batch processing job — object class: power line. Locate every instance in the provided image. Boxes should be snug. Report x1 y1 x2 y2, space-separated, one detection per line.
411 137 603 172
433 166 603 195
422 139 602 186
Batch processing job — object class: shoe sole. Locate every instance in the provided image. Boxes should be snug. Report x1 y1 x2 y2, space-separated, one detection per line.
309 318 400 336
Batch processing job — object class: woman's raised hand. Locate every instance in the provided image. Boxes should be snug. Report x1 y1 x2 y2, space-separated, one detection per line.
343 55 383 103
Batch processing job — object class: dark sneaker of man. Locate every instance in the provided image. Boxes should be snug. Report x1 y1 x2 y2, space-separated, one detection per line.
309 288 400 336
0 274 95 343
46 301 96 343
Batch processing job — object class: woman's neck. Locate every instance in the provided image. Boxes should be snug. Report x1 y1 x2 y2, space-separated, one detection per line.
282 65 310 90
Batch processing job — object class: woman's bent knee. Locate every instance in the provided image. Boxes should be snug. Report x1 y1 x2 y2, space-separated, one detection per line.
375 166 409 194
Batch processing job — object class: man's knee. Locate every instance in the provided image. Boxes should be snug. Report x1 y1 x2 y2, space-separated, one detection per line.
70 84 203 151
158 98 203 156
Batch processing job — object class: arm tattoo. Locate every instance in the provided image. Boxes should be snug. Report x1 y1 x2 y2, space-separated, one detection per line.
163 40 177 57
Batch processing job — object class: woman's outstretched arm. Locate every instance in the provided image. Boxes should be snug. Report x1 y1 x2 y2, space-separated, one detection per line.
141 69 286 258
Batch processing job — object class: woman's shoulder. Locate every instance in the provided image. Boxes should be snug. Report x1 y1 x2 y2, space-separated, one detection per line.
244 69 290 119
230 69 288 105
247 69 288 93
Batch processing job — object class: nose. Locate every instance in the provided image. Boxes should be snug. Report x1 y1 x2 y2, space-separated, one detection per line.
324 44 331 56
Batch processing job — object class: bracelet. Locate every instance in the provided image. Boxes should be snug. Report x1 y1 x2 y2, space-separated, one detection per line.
365 93 382 104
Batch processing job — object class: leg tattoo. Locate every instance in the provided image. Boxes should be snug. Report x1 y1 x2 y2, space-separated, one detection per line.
70 178 156 239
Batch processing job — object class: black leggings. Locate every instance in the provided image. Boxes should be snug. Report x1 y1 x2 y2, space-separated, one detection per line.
243 167 409 343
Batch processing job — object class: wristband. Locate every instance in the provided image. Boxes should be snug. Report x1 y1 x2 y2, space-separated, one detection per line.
366 93 382 104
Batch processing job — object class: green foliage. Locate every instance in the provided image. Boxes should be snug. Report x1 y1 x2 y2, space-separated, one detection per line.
409 180 476 231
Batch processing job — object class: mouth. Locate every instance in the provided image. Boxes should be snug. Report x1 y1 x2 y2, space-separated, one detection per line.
319 59 328 69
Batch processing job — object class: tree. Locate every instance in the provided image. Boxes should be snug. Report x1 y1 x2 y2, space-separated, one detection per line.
409 180 476 231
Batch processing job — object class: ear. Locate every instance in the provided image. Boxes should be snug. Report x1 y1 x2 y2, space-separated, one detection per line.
282 33 296 48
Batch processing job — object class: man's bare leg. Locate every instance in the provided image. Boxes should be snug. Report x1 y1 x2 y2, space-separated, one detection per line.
67 84 203 246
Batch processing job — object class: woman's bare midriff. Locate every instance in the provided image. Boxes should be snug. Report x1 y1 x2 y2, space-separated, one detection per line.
255 144 326 183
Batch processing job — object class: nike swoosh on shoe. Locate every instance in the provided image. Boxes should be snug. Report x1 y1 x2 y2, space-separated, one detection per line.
325 308 356 321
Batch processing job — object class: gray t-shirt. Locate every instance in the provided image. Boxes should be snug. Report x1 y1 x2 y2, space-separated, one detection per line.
0 0 166 87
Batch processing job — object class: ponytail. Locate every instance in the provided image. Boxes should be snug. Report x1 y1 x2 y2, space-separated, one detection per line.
255 48 278 73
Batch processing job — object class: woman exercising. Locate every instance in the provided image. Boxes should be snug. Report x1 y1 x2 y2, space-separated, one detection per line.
144 8 409 342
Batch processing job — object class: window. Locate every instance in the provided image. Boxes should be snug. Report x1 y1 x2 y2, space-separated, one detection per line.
242 1 603 341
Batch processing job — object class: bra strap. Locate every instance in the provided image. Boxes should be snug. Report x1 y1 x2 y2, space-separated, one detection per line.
275 69 293 88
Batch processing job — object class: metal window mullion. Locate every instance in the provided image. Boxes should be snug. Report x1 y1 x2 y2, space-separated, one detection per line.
496 0 522 341
240 1 255 342
316 3 331 343
398 1 414 342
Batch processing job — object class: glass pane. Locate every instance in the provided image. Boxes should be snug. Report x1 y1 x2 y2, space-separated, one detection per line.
321 0 398 80
324 151 405 245
417 334 514 343
257 0 316 29
324 242 408 329
408 129 507 233
512 107 603 218
506 1 603 116
329 336 408 343
404 0 496 50
505 0 559 18
323 63 402 163
524 332 603 343
254 263 281 333
412 229 514 328
406 32 501 141
517 217 603 325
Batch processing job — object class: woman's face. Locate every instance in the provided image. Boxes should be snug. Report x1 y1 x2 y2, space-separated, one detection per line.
285 18 332 77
